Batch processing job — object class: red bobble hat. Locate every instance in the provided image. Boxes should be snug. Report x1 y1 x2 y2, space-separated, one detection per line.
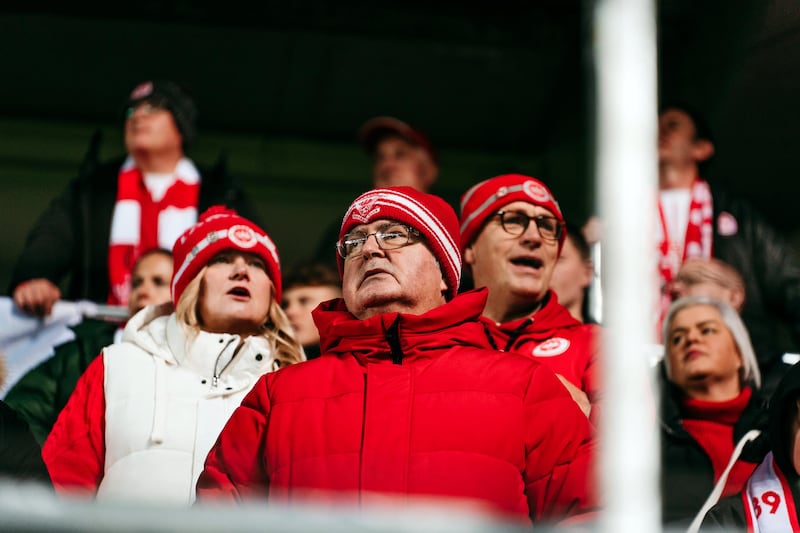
338 187 461 299
459 174 565 253
171 206 281 305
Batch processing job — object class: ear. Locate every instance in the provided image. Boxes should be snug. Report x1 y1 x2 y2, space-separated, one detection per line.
692 139 715 162
439 276 448 295
463 245 476 267
581 260 594 289
729 286 745 313
420 156 438 191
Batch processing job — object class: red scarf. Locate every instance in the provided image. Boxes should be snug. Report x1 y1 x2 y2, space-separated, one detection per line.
682 388 756 497
656 177 714 333
107 157 200 305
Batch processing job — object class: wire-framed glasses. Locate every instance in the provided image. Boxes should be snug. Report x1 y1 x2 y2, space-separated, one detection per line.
337 224 423 259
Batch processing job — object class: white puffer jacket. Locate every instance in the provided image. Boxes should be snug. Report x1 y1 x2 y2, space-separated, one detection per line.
97 303 279 504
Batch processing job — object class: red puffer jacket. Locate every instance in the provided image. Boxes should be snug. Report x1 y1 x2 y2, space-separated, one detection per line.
197 289 597 524
482 290 601 422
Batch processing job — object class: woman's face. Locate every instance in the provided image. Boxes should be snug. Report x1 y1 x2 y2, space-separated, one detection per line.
198 251 272 337
128 252 173 316
666 304 742 393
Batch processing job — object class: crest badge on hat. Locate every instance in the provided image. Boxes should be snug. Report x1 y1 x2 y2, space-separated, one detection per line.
130 81 154 100
523 180 551 203
228 225 258 248
351 196 382 223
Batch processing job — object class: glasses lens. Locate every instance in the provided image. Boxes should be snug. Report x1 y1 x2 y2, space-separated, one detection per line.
499 212 529 236
340 232 367 257
378 226 411 249
535 217 557 239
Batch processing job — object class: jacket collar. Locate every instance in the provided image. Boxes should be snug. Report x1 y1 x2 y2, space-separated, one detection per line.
121 302 275 395
313 288 491 366
490 290 579 339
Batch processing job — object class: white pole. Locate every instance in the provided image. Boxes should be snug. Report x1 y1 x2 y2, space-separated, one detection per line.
594 0 661 531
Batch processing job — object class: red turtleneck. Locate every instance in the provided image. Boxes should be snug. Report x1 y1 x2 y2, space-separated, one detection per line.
681 387 757 498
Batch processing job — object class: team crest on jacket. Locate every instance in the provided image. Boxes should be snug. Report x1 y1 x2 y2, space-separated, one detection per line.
717 211 738 236
228 225 257 248
532 337 570 357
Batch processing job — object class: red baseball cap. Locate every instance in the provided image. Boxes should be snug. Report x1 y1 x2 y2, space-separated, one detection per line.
358 116 438 164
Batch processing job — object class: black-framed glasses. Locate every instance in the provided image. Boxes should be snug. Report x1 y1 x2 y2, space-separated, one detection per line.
336 224 423 259
493 211 564 242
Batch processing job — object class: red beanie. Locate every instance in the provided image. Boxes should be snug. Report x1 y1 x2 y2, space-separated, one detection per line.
338 187 461 299
171 206 281 305
459 174 565 253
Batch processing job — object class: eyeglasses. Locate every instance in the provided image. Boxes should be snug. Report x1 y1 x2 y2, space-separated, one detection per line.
125 100 167 119
492 211 564 242
337 224 422 259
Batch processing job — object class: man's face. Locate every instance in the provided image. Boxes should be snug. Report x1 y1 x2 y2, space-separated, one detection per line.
342 218 447 319
124 100 183 156
128 252 173 316
282 285 342 347
465 201 560 318
550 236 592 311
372 136 437 191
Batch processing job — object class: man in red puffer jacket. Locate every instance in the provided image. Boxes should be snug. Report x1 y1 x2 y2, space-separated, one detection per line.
197 186 597 526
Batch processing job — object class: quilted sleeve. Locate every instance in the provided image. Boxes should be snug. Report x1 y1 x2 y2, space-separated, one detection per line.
196 373 272 503
41 354 106 495
523 362 599 523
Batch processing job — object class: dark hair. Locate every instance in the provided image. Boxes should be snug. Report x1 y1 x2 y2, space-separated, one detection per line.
659 102 715 173
564 221 590 262
134 248 173 270
283 262 341 292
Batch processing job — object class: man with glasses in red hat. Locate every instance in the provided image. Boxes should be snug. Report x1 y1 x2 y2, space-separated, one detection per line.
198 186 597 526
460 174 602 422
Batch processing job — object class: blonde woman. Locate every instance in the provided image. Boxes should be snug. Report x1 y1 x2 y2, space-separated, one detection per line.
42 206 303 505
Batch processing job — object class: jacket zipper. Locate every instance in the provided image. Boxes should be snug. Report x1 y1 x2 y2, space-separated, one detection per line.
212 337 238 388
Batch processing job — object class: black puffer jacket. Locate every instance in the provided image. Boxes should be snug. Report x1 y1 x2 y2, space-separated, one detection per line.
702 362 800 531
712 186 800 394
658 363 770 527
8 153 262 303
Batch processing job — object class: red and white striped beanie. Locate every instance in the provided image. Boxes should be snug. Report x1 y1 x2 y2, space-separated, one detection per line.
338 187 461 300
459 173 565 253
171 206 281 305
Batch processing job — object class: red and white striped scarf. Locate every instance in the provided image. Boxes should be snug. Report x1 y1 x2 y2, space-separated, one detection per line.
742 452 800 532
107 157 200 305
656 177 714 332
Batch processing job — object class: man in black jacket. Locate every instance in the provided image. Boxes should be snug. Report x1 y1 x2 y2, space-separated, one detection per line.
657 104 800 392
9 79 261 317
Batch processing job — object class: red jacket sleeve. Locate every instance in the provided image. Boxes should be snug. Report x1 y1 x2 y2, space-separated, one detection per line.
524 362 598 523
196 373 271 503
41 354 106 495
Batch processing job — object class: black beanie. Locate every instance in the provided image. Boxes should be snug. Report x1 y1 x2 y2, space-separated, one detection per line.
125 80 197 146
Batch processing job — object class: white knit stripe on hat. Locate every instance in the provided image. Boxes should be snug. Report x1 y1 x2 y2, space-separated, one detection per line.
171 229 228 297
459 178 491 212
258 233 281 271
370 190 461 281
459 183 528 235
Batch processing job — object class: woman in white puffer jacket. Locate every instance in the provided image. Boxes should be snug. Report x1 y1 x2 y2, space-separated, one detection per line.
42 206 304 505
